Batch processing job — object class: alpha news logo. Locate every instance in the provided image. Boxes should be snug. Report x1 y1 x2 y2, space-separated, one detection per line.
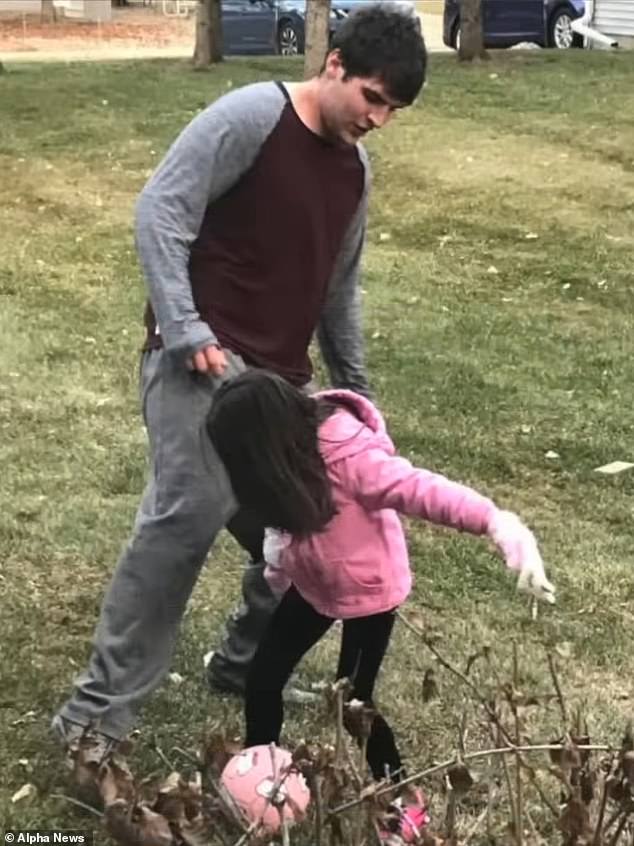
4 833 93 845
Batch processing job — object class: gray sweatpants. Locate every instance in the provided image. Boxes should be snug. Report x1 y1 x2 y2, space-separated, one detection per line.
57 348 279 740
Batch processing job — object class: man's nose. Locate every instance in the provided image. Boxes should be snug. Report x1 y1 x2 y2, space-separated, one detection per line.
368 107 392 129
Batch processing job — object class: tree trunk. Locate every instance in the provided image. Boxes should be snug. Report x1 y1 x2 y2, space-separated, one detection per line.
458 0 489 62
304 0 331 79
41 0 57 23
193 0 223 68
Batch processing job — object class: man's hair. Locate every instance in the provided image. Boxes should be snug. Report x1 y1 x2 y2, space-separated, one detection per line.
330 4 427 104
206 371 336 536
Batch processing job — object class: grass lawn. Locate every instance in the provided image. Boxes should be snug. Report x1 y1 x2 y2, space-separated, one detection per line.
1 51 633 842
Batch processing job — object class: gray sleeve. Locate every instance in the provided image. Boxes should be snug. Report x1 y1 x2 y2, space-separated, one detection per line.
316 148 372 398
135 82 286 361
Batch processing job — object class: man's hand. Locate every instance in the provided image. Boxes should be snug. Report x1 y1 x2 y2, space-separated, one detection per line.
187 344 228 376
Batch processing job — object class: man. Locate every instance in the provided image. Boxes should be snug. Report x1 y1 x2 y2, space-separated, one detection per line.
53 4 427 759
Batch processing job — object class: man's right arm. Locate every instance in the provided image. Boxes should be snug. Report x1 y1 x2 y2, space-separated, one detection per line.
135 82 286 363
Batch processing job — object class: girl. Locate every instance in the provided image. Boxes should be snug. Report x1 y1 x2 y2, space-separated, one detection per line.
206 371 554 798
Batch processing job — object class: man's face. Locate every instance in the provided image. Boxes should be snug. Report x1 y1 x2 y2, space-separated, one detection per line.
320 51 408 146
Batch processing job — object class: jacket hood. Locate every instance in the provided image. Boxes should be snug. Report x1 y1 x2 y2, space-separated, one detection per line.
315 390 393 464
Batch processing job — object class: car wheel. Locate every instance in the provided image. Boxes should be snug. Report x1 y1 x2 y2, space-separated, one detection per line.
549 8 583 48
277 21 300 56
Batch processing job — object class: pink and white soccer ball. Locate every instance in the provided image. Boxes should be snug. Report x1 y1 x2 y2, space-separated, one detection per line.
221 744 310 832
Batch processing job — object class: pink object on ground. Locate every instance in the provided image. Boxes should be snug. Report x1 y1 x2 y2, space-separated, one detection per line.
378 786 431 843
220 744 310 832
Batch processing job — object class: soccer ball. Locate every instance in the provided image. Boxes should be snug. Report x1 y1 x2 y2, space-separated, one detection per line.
220 744 310 832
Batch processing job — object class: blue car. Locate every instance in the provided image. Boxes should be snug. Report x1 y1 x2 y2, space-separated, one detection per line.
443 0 585 50
222 0 415 56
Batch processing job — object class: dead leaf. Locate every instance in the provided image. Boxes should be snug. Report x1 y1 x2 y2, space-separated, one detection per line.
555 641 573 659
178 817 216 846
11 782 36 803
594 461 634 475
201 732 242 778
549 738 583 771
99 758 136 807
157 772 202 824
447 762 474 795
105 801 174 846
422 668 439 703
620 751 634 788
558 795 592 842
11 710 37 726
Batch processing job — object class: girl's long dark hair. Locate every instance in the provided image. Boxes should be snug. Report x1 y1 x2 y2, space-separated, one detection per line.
206 371 337 536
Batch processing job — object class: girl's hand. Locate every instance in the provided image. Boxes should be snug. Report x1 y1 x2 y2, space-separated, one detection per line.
488 511 556 604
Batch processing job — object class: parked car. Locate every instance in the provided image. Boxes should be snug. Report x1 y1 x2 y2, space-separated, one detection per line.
222 0 416 56
443 0 585 50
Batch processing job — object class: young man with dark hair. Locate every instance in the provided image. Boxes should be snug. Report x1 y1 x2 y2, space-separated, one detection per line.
53 3 427 760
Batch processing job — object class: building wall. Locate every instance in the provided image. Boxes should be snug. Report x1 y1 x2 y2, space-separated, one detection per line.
593 0 634 38
0 0 111 19
0 0 43 13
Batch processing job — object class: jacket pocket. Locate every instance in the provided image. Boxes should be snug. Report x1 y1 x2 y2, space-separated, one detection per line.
295 552 386 601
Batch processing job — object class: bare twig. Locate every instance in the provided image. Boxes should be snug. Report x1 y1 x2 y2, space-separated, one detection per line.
604 806 624 835
608 811 631 846
342 736 363 790
151 738 175 772
513 643 523 846
398 612 584 824
327 742 609 817
498 730 520 840
512 745 560 819
486 758 496 841
397 611 516 747
547 652 568 728
50 793 104 818
207 775 249 835
444 773 457 839
334 683 346 766
593 769 615 845
306 770 323 846
354 735 369 846
463 797 495 845
170 745 201 767
458 707 469 755
525 810 549 846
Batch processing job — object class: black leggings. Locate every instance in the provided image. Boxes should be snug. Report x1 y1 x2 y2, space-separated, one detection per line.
245 585 401 781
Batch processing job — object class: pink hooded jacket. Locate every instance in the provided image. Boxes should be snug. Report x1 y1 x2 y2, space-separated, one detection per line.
264 390 499 619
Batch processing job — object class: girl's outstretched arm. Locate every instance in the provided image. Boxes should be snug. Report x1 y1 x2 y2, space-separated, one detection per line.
347 449 555 603
347 448 496 535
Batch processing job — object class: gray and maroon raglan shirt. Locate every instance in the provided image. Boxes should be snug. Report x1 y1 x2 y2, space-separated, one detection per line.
135 80 371 394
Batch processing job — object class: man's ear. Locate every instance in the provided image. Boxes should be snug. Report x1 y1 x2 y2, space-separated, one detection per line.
323 48 345 80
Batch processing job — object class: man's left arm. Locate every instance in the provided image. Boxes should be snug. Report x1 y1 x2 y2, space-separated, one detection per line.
316 155 372 399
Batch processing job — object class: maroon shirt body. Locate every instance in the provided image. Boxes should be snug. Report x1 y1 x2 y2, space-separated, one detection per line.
144 95 364 386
